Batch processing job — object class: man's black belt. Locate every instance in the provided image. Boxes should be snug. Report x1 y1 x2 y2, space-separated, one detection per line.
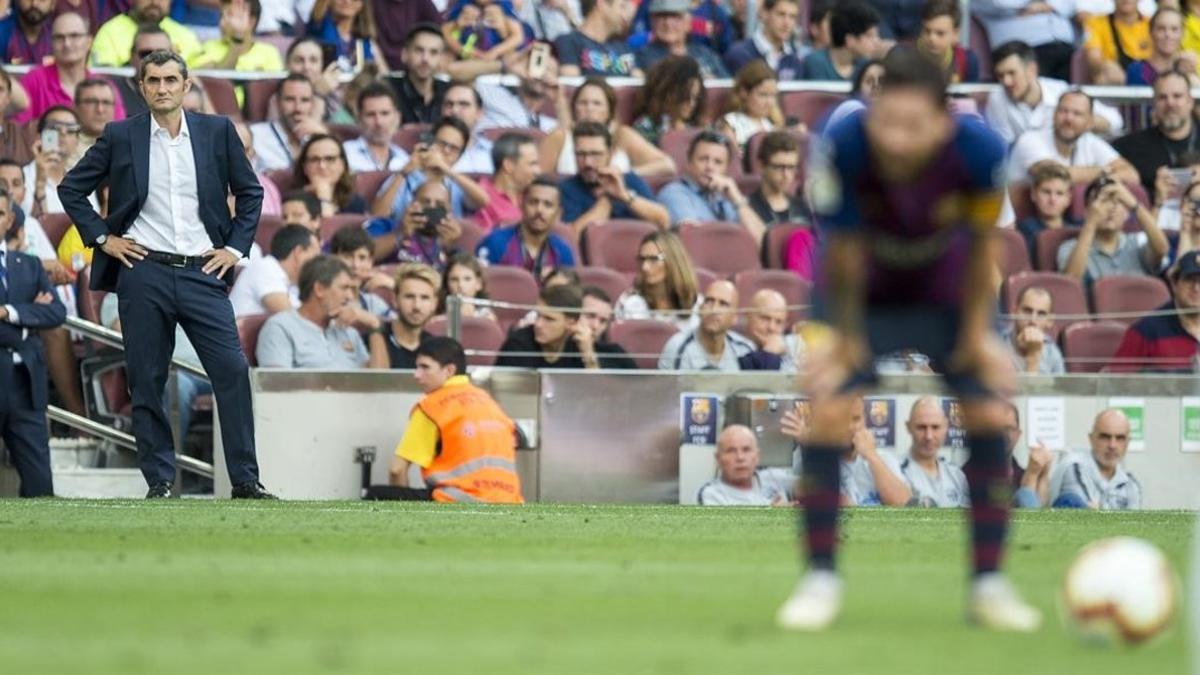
143 250 207 268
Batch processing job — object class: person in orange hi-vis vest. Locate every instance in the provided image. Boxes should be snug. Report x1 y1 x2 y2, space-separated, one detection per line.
388 336 524 504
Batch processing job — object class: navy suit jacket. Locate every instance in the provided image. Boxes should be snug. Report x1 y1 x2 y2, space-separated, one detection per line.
57 111 264 292
0 248 67 409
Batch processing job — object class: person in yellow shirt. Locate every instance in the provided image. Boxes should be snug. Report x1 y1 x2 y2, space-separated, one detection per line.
1083 0 1151 84
91 0 202 67
387 337 524 504
1185 1 1200 55
194 0 283 106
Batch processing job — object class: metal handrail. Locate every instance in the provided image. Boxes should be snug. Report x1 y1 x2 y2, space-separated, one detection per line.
66 316 209 380
46 406 215 479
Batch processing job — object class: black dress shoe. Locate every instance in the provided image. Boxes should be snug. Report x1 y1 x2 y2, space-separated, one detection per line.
146 482 173 499
231 482 278 500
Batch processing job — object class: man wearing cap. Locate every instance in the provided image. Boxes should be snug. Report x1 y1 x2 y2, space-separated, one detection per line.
1111 250 1200 372
634 0 729 77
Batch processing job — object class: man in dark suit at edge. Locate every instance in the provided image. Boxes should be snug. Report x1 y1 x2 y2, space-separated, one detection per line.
59 50 275 499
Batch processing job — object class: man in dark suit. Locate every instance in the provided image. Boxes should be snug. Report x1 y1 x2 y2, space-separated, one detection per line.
0 186 67 497
58 50 275 499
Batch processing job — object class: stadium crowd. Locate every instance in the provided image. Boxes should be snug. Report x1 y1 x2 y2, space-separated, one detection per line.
1 0 1199 472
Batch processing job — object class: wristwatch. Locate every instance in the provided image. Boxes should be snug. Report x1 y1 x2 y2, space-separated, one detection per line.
95 234 108 247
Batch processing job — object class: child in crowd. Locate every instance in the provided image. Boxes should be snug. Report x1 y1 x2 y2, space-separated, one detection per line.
916 0 979 83
443 0 528 60
1017 160 1079 260
441 253 499 322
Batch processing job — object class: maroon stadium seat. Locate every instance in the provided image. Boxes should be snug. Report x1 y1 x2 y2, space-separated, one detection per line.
318 214 368 244
552 223 581 261
1070 47 1090 85
426 315 507 366
968 16 993 81
200 76 242 120
582 218 657 271
1091 275 1171 325
613 85 640 125
394 125 432 153
1061 320 1127 373
763 223 804 269
354 170 392 203
482 266 540 332
679 221 761 277
237 314 270 367
1003 271 1088 339
38 212 72 249
327 123 362 142
608 318 679 369
779 91 846 128
243 79 279 122
694 266 719 292
734 269 812 324
267 168 295 193
1008 181 1034 223
995 228 1031 278
659 128 703 174
255 215 284 251
1035 228 1079 272
456 219 485 256
577 266 631 302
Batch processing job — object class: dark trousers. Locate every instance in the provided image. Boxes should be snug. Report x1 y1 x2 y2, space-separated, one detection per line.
1034 41 1075 83
0 361 53 497
115 260 259 487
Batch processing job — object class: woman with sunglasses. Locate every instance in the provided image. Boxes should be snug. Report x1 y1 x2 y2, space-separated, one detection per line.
293 133 368 216
614 230 702 330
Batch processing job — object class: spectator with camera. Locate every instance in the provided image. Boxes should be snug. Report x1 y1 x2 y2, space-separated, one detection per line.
369 180 465 269
256 256 390 369
476 176 576 281
372 117 487 222
1002 285 1066 375
1058 176 1168 284
26 107 95 218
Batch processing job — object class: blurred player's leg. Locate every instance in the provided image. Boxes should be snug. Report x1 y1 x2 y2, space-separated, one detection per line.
777 396 853 631
961 396 1041 632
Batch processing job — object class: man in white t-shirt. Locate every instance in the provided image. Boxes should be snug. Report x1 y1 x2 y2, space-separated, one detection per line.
899 397 969 508
229 224 319 318
697 425 794 506
1007 90 1138 185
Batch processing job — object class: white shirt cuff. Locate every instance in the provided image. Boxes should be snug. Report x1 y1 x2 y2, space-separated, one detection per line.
224 246 244 259
4 304 18 324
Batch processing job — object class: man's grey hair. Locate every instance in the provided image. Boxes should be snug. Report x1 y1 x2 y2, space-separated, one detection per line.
138 50 189 83
491 132 535 173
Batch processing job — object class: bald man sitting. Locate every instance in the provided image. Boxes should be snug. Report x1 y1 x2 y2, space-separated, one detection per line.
899 397 969 508
1049 409 1142 510
659 280 755 371
739 289 807 372
697 425 795 506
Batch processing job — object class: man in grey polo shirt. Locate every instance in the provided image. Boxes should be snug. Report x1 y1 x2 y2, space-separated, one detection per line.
256 256 389 369
899 397 969 508
1057 177 1168 285
698 425 794 506
658 280 755 371
1050 408 1142 510
1002 285 1065 375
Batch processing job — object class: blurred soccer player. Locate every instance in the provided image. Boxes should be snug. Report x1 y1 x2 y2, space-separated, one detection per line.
777 49 1040 632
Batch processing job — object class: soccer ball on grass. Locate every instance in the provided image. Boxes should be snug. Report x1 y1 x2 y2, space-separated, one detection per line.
1060 537 1178 645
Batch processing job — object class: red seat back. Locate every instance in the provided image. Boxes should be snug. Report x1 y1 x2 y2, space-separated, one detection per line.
1008 181 1034 223
679 221 761 278
254 215 285 252
734 269 812 324
1035 228 1079 272
1091 275 1171 325
319 214 368 244
968 16 993 81
243 79 280 122
354 170 392 203
1061 320 1128 373
608 318 680 369
237 314 270 367
995 227 1032 279
327 123 362 142
1004 271 1088 339
779 91 846 128
199 76 242 120
425 315 507 366
576 266 631 302
266 168 295 193
582 219 657 271
394 124 432 153
763 223 804 269
38 212 73 249
482 266 540 332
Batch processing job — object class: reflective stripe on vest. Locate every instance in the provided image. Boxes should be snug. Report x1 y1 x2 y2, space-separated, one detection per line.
425 457 519 487
436 486 481 503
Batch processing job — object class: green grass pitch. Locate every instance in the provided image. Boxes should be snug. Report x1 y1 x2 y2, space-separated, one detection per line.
0 501 1190 675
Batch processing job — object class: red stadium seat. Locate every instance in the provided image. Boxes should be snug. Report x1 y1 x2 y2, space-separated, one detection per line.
354 170 392 203
576 266 631 302
779 91 846 128
968 16 993 81
1008 181 1034 223
482 266 540 332
254 215 284 251
199 76 242 120
613 86 640 125
1061 321 1127 373
394 125 432 153
237 314 270 367
1069 47 1090 85
243 79 280 122
582 218 657 271
1003 271 1088 339
38 212 73 249
704 86 731 123
426 315 507 366
552 223 581 260
327 123 362 142
1091 275 1171 325
694 266 719 292
734 269 812 324
1035 228 1079 272
456 219 486 255
608 318 680 369
679 221 761 278
318 214 368 244
995 228 1032 278
659 128 703 175
763 223 804 269
266 168 295 193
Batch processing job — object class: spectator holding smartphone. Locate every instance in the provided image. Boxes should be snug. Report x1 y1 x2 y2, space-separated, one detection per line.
1058 176 1168 284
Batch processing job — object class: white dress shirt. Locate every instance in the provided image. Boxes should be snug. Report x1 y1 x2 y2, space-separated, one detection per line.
126 114 213 257
1007 126 1122 182
984 77 1125 146
228 255 299 318
452 134 495 174
249 120 296 172
343 137 410 173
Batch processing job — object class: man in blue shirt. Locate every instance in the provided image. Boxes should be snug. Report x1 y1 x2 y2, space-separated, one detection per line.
477 176 576 282
801 0 882 81
656 129 766 243
558 121 671 235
